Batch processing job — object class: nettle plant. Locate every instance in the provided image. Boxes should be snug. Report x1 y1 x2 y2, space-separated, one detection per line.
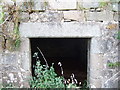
29 47 89 89
29 59 65 88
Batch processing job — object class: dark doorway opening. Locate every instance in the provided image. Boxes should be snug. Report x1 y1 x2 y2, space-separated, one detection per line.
30 38 90 84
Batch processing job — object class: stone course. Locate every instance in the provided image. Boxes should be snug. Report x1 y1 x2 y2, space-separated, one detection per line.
86 10 114 21
48 0 77 10
63 10 85 21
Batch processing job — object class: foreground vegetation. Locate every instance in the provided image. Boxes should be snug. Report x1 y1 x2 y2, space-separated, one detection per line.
29 47 89 89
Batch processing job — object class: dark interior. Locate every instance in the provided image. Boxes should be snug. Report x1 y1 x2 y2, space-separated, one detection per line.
30 38 90 84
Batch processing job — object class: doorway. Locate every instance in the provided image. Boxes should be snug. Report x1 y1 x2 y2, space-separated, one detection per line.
30 38 90 84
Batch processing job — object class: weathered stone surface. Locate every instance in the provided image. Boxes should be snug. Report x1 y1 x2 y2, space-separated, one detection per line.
100 27 118 55
16 0 32 11
77 0 100 9
90 78 102 88
113 12 120 21
32 0 46 11
112 3 120 12
21 52 30 71
83 1 100 9
19 12 29 22
101 40 109 53
2 0 14 6
6 39 15 51
3 53 18 65
101 38 116 53
90 68 103 79
17 0 43 11
48 0 76 10
63 10 85 21
102 71 120 88
30 13 39 22
0 65 3 72
99 21 119 88
86 10 114 21
105 79 118 88
19 22 101 38
91 38 102 54
3 22 14 34
20 38 30 52
2 65 18 72
2 72 21 87
16 0 23 6
21 71 31 87
0 54 3 64
103 69 117 79
0 72 2 85
40 11 64 22
90 54 104 69
2 71 30 88
0 37 3 53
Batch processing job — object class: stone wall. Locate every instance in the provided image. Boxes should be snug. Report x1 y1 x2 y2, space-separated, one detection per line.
0 0 119 88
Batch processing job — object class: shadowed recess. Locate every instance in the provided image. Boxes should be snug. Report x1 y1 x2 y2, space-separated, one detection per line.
30 38 90 83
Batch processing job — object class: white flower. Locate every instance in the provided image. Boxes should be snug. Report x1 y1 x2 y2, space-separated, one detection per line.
58 62 62 66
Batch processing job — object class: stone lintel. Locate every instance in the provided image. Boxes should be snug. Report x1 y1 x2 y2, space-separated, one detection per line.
19 22 101 38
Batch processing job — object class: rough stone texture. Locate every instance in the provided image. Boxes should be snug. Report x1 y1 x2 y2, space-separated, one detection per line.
2 72 21 87
0 37 3 53
6 39 15 51
0 72 2 85
113 12 120 21
90 37 101 54
20 52 30 71
78 0 100 9
2 0 14 6
2 53 18 65
100 22 119 88
32 0 46 11
102 71 120 88
0 54 3 67
20 38 30 53
19 12 29 22
86 10 114 21
19 38 31 71
90 54 104 70
16 0 32 11
89 54 104 88
30 12 39 22
90 78 102 88
112 3 120 12
1 51 31 87
63 10 85 21
29 11 64 22
16 0 46 11
3 22 14 34
2 65 18 72
39 11 64 22
48 0 77 10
